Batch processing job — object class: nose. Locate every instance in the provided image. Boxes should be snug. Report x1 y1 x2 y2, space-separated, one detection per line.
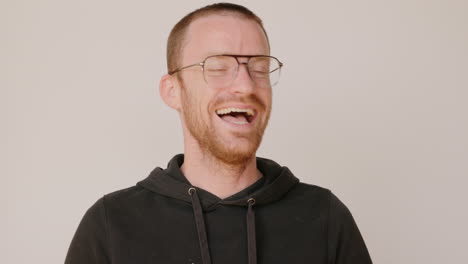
229 62 255 94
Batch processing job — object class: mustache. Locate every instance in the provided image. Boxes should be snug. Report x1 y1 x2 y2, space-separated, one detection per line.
214 94 266 109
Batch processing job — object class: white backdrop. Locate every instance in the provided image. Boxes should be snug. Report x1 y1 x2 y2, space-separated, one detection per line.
3 0 468 263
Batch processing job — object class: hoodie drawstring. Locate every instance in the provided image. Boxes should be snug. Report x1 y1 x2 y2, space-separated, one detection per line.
246 198 257 264
189 187 212 264
188 187 258 264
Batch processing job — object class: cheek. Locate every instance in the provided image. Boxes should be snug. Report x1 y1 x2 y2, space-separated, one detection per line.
186 89 215 120
260 88 273 107
204 95 218 120
181 89 200 119
180 73 219 119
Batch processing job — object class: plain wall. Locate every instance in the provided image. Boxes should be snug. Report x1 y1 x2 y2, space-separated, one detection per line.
3 0 468 263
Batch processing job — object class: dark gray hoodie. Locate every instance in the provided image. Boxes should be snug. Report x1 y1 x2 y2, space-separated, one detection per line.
65 154 372 264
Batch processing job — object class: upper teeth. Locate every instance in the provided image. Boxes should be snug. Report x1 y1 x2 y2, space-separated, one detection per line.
216 108 254 116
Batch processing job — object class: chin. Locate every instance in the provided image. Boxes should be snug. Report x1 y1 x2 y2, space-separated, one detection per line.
210 140 259 165
216 150 255 165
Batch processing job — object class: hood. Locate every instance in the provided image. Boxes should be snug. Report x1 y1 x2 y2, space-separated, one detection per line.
137 154 299 210
137 154 299 264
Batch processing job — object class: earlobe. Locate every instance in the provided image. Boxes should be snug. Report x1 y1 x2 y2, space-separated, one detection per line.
159 74 181 110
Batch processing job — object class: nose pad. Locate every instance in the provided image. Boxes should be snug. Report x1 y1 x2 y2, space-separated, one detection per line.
238 62 251 77
234 62 254 85
229 63 255 94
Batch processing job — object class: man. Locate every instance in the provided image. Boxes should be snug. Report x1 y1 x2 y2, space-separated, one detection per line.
65 3 372 264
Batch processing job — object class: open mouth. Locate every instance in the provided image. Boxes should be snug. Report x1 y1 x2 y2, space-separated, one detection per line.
215 107 256 125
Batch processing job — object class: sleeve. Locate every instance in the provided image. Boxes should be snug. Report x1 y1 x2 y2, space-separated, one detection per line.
65 197 111 264
327 191 373 264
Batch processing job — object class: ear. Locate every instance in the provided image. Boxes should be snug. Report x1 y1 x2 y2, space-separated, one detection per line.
159 74 181 110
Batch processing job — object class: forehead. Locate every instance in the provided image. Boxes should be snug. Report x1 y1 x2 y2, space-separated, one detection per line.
182 14 269 64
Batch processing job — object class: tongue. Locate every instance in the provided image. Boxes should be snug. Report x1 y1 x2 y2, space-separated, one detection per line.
221 113 248 124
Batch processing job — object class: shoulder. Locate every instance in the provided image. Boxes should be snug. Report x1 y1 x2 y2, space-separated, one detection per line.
277 182 333 216
288 182 333 202
79 185 149 220
295 182 331 194
103 185 148 202
99 184 156 212
286 182 353 216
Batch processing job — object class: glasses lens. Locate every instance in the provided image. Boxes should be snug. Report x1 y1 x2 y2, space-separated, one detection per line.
203 56 237 86
203 55 282 87
249 57 282 87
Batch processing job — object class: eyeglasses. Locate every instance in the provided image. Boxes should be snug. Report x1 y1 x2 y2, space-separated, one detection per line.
168 54 283 88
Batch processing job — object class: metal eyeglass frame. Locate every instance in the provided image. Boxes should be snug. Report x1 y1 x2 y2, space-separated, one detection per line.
168 54 284 85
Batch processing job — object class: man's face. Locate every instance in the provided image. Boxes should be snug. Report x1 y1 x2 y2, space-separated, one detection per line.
177 14 272 164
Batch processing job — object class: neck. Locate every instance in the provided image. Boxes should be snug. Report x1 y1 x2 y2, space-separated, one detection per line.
180 148 262 199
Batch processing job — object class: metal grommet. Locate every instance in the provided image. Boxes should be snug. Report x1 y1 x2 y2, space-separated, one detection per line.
247 198 256 205
188 187 196 195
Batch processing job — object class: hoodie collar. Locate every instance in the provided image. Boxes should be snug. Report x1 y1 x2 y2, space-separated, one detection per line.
137 154 299 210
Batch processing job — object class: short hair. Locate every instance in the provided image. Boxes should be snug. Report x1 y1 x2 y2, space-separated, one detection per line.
166 2 270 74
